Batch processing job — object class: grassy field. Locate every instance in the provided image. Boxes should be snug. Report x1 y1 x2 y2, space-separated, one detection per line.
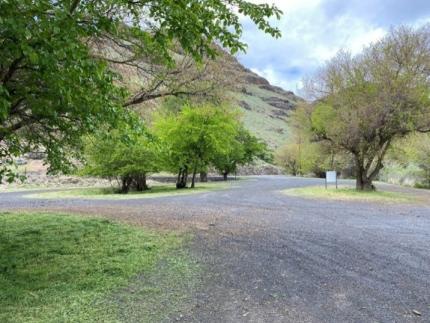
283 186 416 203
0 212 199 322
25 181 234 200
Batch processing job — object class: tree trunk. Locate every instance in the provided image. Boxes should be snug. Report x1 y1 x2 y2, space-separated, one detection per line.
200 171 208 182
191 166 197 188
223 172 228 181
120 176 133 193
176 167 188 189
177 169 182 185
133 174 148 191
354 157 375 191
356 175 374 191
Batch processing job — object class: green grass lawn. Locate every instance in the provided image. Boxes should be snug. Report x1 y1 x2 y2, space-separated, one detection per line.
25 181 234 200
0 212 199 322
283 185 416 203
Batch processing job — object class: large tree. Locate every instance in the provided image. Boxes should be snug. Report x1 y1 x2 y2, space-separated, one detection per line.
154 104 238 188
82 119 160 193
304 25 430 190
0 0 282 181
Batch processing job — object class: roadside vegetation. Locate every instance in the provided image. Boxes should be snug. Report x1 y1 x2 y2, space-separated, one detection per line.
283 186 416 203
0 212 199 322
25 181 233 200
0 0 281 184
82 104 267 193
276 25 430 191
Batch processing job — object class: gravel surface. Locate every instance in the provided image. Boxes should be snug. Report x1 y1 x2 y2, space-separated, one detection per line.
1 176 430 322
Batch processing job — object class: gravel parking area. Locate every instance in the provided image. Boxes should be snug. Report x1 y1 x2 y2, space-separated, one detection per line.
1 176 430 322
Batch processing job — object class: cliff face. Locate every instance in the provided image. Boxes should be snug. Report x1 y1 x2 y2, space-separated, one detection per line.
224 54 302 148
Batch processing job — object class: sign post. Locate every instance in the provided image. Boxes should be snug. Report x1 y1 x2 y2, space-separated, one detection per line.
325 171 338 189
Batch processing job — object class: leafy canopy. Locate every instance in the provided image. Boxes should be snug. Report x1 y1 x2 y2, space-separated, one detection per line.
82 116 160 192
212 126 268 176
154 104 239 176
0 0 282 182
303 25 430 189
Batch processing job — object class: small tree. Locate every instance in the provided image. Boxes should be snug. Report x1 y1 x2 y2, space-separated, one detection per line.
277 103 347 177
154 104 237 188
213 126 267 180
304 25 430 190
83 122 159 193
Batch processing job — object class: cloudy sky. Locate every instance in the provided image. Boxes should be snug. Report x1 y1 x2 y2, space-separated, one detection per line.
237 0 430 94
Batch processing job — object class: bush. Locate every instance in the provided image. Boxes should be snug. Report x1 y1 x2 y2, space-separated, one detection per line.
82 120 160 193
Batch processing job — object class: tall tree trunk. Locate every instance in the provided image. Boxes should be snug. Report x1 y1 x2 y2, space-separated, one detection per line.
177 169 182 185
120 175 133 194
133 174 148 191
354 156 374 191
223 171 228 181
356 174 374 191
200 171 208 182
191 165 197 188
176 167 188 189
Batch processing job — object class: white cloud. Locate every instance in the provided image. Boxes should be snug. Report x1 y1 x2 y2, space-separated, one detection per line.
250 67 302 92
237 0 430 92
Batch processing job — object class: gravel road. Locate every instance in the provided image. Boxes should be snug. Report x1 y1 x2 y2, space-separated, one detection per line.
1 176 430 322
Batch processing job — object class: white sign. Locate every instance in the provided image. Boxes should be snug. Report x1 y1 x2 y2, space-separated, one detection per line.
326 171 337 183
325 171 338 189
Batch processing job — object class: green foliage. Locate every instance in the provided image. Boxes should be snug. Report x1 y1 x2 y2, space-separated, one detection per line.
310 103 336 136
83 117 160 193
277 102 349 176
384 133 430 187
154 104 239 187
303 25 430 190
276 142 319 176
212 126 269 178
0 0 126 178
0 212 191 322
0 0 282 182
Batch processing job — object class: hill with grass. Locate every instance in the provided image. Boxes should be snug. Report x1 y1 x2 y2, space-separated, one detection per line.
97 37 302 149
222 53 303 148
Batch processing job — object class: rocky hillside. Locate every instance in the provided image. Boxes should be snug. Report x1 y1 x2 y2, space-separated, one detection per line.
94 38 302 150
221 54 302 148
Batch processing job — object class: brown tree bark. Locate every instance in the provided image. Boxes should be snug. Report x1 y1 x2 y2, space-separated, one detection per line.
354 155 377 191
200 171 208 182
176 167 188 189
120 175 133 193
133 174 148 191
223 172 228 181
191 166 197 188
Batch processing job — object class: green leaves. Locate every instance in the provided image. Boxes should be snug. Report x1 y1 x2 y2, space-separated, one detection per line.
154 104 238 174
310 103 336 137
83 119 160 179
302 25 430 187
0 0 282 182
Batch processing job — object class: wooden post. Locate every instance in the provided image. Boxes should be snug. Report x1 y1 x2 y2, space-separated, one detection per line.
336 173 338 189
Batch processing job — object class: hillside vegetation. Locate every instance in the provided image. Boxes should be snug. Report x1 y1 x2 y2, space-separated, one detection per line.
100 39 302 149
